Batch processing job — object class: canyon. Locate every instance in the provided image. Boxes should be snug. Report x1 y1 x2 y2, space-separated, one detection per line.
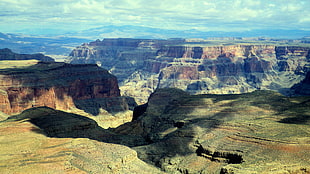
1 89 309 173
0 51 136 128
0 40 309 173
69 38 310 104
115 88 310 173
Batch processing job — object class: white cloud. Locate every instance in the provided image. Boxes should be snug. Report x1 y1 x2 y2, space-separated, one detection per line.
0 0 309 34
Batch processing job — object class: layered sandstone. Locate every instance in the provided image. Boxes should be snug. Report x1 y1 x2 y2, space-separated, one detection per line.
69 39 310 104
0 59 137 129
0 60 123 115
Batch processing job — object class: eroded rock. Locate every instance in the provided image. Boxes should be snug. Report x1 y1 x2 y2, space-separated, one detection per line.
114 89 310 173
69 39 310 104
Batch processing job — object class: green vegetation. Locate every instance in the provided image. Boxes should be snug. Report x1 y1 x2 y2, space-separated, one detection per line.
0 60 39 69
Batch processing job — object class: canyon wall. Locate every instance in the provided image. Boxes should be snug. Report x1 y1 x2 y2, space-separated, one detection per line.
69 39 310 103
0 60 135 122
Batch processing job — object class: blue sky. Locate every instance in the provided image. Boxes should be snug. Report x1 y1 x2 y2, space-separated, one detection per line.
0 0 310 35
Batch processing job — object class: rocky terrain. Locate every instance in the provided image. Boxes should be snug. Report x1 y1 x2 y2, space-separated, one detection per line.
69 38 310 104
0 107 162 174
116 88 310 173
0 39 309 173
0 57 136 128
1 89 309 173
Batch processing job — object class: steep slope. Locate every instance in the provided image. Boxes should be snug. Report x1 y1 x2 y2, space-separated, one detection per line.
291 71 310 95
0 60 136 128
114 88 310 173
69 38 310 104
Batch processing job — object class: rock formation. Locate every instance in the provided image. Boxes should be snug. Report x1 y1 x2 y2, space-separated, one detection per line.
68 38 310 104
1 89 309 173
0 48 54 62
113 88 310 173
0 59 136 128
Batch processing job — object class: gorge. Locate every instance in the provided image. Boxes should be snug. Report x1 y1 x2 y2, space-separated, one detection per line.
69 38 310 104
0 39 309 173
1 88 309 173
0 50 136 128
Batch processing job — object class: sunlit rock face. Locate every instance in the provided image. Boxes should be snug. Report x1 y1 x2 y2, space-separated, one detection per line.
69 38 310 104
0 61 124 115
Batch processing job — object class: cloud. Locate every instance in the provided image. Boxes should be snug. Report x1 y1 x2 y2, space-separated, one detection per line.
0 0 309 34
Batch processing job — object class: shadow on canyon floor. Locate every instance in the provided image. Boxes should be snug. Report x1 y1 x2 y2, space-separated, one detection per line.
3 89 310 172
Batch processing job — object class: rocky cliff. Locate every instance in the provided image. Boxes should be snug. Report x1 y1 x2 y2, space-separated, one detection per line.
0 48 54 62
0 59 136 127
0 60 121 114
69 39 310 104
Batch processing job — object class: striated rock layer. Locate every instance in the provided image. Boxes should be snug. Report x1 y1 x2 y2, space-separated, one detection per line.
0 60 121 114
69 39 310 104
0 59 136 128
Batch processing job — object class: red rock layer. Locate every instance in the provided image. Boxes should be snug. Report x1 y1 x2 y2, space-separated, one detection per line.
0 62 120 114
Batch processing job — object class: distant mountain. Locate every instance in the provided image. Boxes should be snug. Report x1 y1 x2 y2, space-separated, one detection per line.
66 25 310 39
0 48 54 62
1 25 309 58
0 32 91 57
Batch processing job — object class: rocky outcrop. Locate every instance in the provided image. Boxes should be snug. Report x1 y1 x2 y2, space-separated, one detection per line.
69 39 310 104
0 48 54 62
113 88 310 173
0 60 136 124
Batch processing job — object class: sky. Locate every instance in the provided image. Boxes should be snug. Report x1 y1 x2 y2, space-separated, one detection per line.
0 0 310 35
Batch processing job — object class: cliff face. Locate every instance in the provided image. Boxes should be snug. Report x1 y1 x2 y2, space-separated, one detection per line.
69 39 310 103
0 60 126 116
